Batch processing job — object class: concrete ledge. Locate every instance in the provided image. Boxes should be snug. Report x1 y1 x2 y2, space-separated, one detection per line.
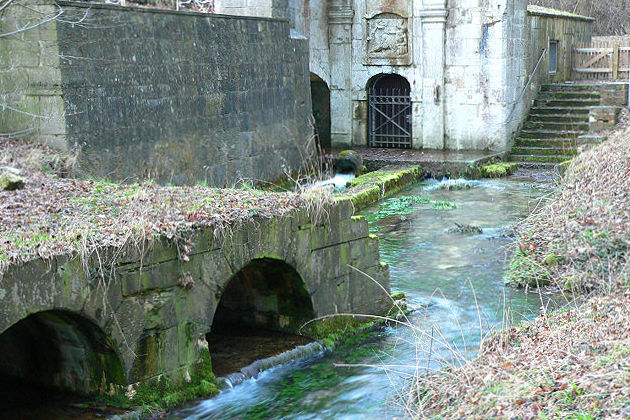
55 0 290 22
527 5 595 22
335 165 424 212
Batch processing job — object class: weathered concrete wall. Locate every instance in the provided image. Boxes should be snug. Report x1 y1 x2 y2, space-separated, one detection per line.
0 1 313 186
0 199 390 390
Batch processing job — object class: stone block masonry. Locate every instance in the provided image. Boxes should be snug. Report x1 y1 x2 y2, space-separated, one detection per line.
0 199 390 390
0 1 314 186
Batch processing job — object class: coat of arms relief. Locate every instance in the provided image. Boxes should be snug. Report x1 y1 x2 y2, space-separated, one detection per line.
366 13 408 58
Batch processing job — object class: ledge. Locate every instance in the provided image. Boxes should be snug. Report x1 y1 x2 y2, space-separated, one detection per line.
55 0 289 23
527 5 595 22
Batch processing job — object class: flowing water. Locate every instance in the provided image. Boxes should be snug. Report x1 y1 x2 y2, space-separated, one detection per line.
170 173 557 420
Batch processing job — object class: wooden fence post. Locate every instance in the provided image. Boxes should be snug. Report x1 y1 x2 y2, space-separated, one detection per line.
612 44 620 80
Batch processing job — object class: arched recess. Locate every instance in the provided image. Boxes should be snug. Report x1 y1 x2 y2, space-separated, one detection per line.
310 73 331 149
0 310 124 410
207 258 315 376
367 73 412 149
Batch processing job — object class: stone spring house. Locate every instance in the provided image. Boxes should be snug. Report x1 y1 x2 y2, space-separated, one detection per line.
216 0 594 152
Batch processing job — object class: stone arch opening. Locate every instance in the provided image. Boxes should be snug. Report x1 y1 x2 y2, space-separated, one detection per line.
367 73 412 149
310 73 331 149
207 258 315 376
0 310 124 414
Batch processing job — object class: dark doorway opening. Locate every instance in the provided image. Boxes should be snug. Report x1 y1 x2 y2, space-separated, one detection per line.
310 73 331 149
0 310 124 419
367 73 412 149
207 258 315 377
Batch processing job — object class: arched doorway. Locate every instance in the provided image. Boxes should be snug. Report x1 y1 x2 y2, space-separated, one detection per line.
367 74 412 148
207 258 315 376
0 310 124 416
310 73 331 149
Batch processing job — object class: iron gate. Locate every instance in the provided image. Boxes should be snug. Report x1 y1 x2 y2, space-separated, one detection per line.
368 76 412 148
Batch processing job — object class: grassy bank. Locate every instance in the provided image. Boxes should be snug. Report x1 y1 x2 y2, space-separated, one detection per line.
409 125 630 419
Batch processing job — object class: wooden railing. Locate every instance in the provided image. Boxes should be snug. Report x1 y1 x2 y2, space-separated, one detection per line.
573 40 630 81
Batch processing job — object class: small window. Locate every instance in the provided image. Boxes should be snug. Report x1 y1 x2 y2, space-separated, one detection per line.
549 41 558 74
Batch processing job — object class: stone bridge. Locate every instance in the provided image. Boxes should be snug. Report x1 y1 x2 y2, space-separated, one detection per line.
0 200 389 395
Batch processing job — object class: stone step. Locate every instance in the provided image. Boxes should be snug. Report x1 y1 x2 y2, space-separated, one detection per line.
533 98 600 107
529 107 591 115
519 130 585 139
514 138 579 147
510 161 561 169
527 114 589 123
541 84 601 93
523 121 589 131
538 91 601 100
511 146 578 156
508 154 573 163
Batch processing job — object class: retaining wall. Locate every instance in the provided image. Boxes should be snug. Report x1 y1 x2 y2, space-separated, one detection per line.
0 1 313 185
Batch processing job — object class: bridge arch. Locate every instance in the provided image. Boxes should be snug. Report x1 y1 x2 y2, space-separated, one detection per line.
207 257 315 375
0 310 124 409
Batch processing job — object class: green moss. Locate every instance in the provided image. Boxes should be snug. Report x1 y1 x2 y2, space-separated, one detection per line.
96 348 218 413
431 200 457 210
543 253 559 266
303 315 376 349
390 291 406 301
0 172 25 191
336 166 423 211
474 162 518 179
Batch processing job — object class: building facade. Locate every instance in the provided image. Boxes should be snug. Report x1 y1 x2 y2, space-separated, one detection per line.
216 0 593 152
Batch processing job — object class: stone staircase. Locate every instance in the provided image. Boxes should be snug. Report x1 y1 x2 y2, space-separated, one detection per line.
509 84 601 168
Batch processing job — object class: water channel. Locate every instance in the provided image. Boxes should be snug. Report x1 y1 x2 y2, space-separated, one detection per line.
170 172 558 419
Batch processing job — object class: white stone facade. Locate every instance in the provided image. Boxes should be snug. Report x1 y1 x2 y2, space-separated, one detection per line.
215 0 591 152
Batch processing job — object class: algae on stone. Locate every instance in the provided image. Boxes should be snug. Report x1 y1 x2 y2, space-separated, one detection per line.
477 162 518 178
0 171 25 190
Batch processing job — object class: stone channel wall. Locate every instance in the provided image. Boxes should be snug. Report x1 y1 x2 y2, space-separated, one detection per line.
0 200 390 390
0 1 313 186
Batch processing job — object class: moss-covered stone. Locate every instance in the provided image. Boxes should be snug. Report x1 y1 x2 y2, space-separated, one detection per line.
335 150 364 175
0 172 25 191
475 162 518 179
335 165 423 211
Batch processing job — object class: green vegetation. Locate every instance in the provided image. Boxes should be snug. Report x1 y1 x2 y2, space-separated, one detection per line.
302 315 377 349
363 195 430 223
95 348 219 413
336 165 423 210
0 171 24 190
475 162 518 178
504 250 551 287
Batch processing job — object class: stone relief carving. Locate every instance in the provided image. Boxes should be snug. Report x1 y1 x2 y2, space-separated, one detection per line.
366 13 408 58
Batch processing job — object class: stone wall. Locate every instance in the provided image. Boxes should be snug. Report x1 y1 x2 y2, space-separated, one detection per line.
0 199 390 389
0 1 313 186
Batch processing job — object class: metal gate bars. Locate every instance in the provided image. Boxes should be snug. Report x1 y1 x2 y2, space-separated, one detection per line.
368 86 412 148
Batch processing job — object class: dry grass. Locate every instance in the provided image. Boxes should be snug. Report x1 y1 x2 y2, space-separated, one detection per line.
508 125 630 294
0 137 311 278
410 291 630 419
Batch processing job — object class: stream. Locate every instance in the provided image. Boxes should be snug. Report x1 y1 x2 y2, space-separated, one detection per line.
170 172 557 419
